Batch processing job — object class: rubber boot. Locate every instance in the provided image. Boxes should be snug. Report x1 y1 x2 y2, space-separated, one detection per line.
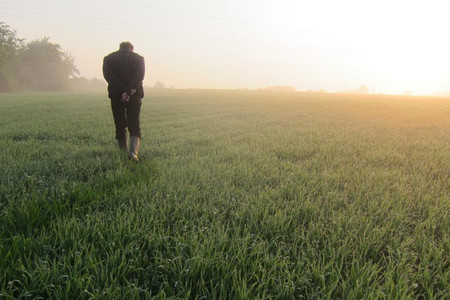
129 136 141 163
118 138 128 152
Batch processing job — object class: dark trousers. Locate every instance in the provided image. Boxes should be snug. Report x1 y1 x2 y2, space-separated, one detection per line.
110 95 142 140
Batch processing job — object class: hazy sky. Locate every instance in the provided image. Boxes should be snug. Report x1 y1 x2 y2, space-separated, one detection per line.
2 0 450 94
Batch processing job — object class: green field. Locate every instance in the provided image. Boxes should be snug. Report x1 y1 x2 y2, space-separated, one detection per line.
1 90 449 299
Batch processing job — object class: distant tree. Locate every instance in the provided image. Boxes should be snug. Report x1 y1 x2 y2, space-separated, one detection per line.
1 23 80 92
88 77 105 88
0 22 24 91
264 86 296 91
19 37 79 90
341 85 369 94
358 85 369 94
68 76 89 90
153 81 165 89
69 76 106 91
305 89 326 93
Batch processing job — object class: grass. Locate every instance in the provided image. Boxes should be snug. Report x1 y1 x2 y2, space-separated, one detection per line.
0 90 449 299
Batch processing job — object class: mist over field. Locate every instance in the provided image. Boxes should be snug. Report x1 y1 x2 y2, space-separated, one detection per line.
3 0 450 94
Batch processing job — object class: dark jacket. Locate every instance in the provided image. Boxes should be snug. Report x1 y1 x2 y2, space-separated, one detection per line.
103 49 145 98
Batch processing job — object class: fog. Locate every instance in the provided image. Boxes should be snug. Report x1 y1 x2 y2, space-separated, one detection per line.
2 0 450 95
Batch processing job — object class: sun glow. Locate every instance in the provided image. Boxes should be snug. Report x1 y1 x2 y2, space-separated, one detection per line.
252 0 450 94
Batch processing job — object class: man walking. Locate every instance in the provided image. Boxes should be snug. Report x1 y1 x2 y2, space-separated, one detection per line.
103 42 145 163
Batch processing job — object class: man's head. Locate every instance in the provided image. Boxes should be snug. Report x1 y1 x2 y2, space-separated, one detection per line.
119 42 134 52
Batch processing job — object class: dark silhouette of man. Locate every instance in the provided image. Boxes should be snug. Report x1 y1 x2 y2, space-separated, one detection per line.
103 42 145 163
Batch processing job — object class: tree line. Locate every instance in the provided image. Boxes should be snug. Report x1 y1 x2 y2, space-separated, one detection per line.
0 22 78 92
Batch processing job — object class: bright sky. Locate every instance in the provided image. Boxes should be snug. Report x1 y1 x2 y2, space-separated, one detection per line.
2 0 450 94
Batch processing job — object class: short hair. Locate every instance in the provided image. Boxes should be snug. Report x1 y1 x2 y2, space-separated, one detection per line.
119 42 134 51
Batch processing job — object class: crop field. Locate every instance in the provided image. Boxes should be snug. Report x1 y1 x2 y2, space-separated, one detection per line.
0 90 449 299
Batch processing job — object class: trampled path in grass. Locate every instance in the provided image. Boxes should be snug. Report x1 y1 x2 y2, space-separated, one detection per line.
0 90 449 298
